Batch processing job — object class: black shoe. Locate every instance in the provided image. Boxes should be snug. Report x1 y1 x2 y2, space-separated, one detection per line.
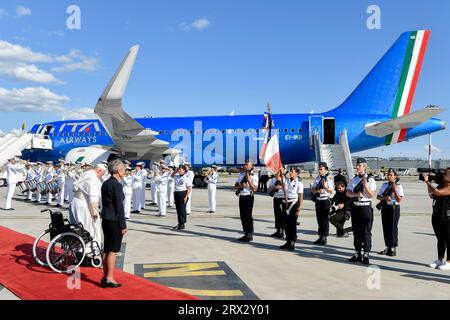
173 224 180 230
238 234 252 242
378 248 388 255
313 237 327 245
101 278 122 288
349 253 362 263
270 231 284 239
362 253 370 265
178 224 185 230
336 232 349 238
386 247 396 257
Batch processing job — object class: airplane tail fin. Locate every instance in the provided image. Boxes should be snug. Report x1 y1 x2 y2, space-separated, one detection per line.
333 30 431 143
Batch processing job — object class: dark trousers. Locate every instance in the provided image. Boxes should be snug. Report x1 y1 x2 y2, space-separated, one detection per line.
432 209 450 260
315 199 331 237
329 211 351 235
284 200 300 242
351 204 374 253
174 191 187 224
381 204 400 248
239 195 254 234
273 198 285 231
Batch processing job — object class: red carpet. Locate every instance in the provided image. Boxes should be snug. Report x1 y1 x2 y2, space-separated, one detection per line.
0 226 198 300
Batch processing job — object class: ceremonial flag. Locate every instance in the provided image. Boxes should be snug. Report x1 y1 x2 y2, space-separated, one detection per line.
263 133 282 174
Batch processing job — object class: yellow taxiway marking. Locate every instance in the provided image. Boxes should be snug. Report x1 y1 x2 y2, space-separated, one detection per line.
143 262 226 278
170 287 244 297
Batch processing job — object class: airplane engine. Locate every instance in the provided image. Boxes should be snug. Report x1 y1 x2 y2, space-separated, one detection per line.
65 147 114 166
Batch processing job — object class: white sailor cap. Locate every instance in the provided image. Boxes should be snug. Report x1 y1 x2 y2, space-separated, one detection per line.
123 160 131 165
58 159 65 163
211 165 218 169
161 164 169 170
46 161 53 164
101 160 108 164
136 162 144 167
37 161 43 165
8 157 16 161
96 163 108 171
125 166 132 171
184 162 191 166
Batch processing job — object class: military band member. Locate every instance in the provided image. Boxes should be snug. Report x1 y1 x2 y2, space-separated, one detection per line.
149 169 157 205
55 160 66 207
33 162 44 203
206 165 218 213
167 166 175 207
280 167 304 250
347 157 377 265
172 164 192 230
25 163 36 201
268 168 288 238
140 162 148 210
65 163 78 203
377 168 404 257
235 160 259 242
4 158 25 210
311 162 334 245
122 167 133 219
155 164 169 217
45 161 56 205
131 163 143 213
185 163 195 215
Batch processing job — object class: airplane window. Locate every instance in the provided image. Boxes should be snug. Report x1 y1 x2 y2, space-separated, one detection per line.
99 132 102 136
277 129 280 133
256 129 259 133
298 128 302 133
190 130 193 134
291 128 295 133
216 130 219 134
283 129 287 133
165 130 168 135
242 129 246 133
222 130 225 134
171 130 174 134
159 131 162 134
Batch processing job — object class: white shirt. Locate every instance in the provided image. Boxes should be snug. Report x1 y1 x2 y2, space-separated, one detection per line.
269 177 288 199
347 175 377 202
45 167 55 183
26 168 36 181
378 182 404 204
141 168 148 188
286 177 304 200
236 172 259 196
132 170 143 189
56 168 65 185
174 173 192 192
312 175 334 199
6 162 24 185
34 167 43 182
122 175 133 195
155 172 169 192
186 170 195 184
206 172 218 190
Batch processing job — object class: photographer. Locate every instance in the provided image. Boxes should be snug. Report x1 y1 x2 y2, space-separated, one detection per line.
424 168 450 270
377 168 403 257
329 180 352 238
346 158 376 265
268 167 288 239
235 160 259 242
311 162 334 246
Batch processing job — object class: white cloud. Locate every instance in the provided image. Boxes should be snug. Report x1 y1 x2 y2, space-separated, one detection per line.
16 5 31 17
179 18 211 31
62 108 97 120
0 40 52 63
192 18 210 30
0 61 63 84
51 50 99 72
0 86 69 112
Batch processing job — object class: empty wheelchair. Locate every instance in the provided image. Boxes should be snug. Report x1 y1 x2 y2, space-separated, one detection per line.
32 209 103 273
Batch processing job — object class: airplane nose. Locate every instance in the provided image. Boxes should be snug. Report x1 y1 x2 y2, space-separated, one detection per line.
441 120 446 130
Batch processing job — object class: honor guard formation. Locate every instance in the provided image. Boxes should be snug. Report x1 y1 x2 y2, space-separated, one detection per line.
2 156 450 281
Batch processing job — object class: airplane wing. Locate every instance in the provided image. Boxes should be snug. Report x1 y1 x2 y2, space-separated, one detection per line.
365 107 444 137
94 46 180 159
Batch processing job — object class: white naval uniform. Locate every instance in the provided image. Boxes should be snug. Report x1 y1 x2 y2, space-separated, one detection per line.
45 167 55 204
25 168 36 200
150 174 157 204
155 172 169 216
34 166 44 203
122 175 133 218
56 168 65 206
131 170 143 212
167 174 175 207
185 170 195 214
140 168 148 209
65 169 78 203
286 177 304 201
4 162 24 209
206 172 218 212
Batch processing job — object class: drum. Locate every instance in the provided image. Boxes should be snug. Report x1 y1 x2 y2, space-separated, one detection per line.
27 180 38 192
37 182 48 195
48 181 60 195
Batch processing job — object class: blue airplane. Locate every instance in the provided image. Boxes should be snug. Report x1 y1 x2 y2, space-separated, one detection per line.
23 30 445 171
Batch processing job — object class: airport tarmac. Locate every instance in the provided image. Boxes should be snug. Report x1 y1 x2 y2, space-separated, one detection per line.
1 175 449 300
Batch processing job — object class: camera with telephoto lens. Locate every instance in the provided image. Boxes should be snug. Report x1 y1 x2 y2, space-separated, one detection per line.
418 168 446 186
330 204 340 214
235 170 252 197
269 180 281 197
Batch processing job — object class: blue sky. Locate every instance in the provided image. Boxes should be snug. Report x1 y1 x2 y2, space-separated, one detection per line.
0 0 448 159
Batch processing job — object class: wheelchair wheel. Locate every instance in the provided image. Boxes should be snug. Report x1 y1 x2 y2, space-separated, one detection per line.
46 232 85 274
32 229 52 266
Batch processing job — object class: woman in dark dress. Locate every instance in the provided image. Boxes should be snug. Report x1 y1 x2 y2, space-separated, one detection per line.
101 159 127 288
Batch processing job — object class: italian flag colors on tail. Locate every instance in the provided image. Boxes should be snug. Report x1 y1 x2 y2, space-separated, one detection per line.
385 30 431 145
